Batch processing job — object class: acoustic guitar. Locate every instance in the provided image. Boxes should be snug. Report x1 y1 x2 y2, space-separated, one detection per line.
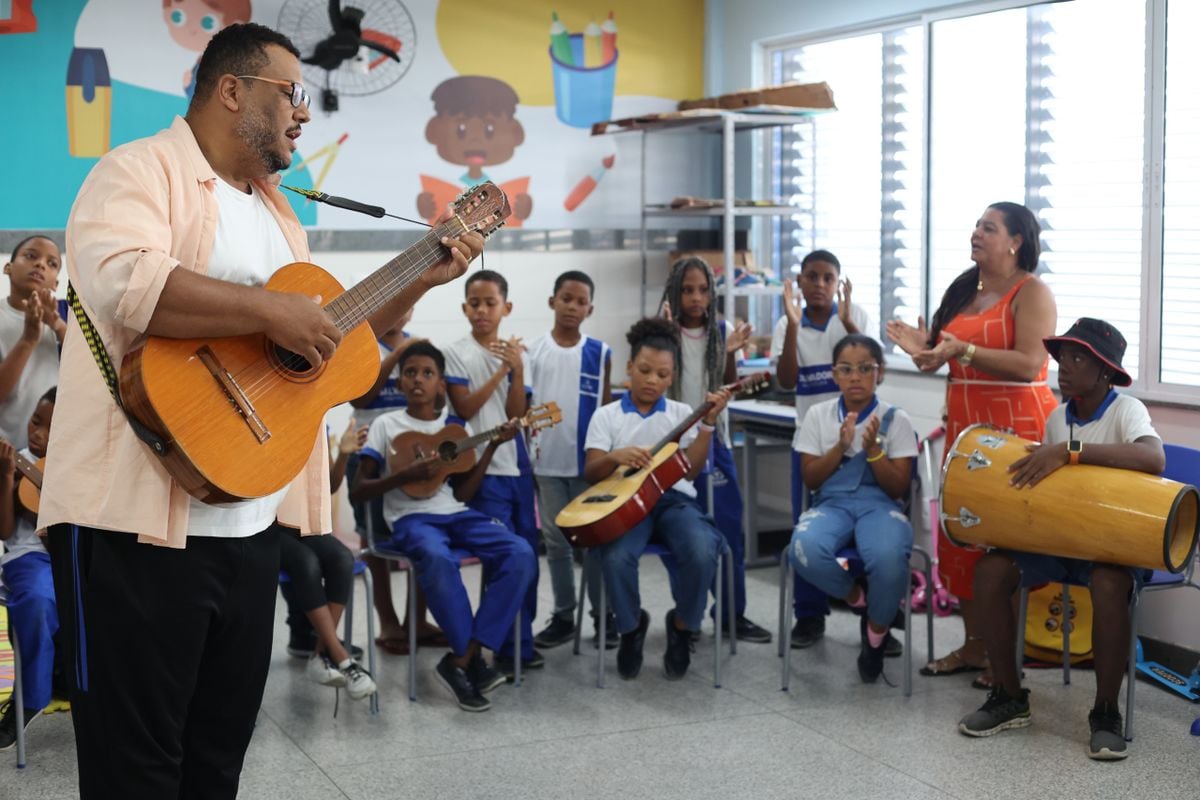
556 372 770 548
119 183 511 503
387 403 562 498
14 451 44 514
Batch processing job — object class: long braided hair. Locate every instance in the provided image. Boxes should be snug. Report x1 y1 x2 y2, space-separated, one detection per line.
658 256 723 402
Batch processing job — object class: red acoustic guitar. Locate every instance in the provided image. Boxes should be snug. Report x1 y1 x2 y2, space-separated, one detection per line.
119 183 511 503
555 372 770 548
387 403 562 498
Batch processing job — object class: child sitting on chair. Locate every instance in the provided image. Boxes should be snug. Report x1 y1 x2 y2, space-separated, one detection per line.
787 334 918 683
350 341 535 713
584 318 730 681
958 318 1163 761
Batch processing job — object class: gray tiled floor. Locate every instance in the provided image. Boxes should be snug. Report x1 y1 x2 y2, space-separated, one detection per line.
4 558 1199 799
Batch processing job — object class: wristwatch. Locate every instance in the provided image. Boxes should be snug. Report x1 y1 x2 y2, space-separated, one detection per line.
958 343 977 365
1068 439 1083 465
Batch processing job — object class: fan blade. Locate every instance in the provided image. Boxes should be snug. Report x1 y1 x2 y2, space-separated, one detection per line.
359 38 400 63
327 0 342 31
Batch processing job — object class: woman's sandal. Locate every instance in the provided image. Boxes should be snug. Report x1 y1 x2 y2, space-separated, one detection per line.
919 648 987 677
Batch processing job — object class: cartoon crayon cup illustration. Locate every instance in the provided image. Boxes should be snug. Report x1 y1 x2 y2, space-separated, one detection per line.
419 76 532 228
549 12 619 128
162 0 252 99
66 47 111 157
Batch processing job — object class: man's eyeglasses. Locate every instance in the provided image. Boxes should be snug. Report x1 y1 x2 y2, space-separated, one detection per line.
832 363 879 377
236 75 310 109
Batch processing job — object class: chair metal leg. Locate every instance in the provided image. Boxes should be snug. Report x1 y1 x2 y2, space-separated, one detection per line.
925 558 935 666
1126 591 1140 741
360 565 380 715
596 576 607 689
725 548 737 656
1062 583 1071 685
343 574 355 648
513 610 522 688
1017 587 1029 681
573 553 588 656
782 558 794 691
11 621 25 768
714 550 723 689
408 563 418 702
904 565 913 698
777 555 788 658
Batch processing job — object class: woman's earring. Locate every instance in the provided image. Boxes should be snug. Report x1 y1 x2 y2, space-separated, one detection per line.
1009 247 1016 256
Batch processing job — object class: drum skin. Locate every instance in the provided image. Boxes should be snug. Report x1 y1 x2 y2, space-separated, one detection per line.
939 424 1200 573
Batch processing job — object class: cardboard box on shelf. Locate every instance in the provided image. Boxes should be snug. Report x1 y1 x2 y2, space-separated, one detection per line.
668 249 754 274
678 81 836 113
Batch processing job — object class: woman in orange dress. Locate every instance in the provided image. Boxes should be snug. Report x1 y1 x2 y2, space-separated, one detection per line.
887 201 1057 684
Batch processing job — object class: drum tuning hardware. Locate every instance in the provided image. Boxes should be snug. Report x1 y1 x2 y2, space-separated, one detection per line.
966 449 992 471
978 434 1006 449
956 507 981 528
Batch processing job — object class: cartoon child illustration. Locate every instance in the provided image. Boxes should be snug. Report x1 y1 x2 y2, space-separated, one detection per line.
419 75 532 227
162 0 252 99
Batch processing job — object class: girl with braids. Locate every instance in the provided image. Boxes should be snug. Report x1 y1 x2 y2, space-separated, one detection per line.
658 257 772 644
887 202 1057 686
583 317 730 680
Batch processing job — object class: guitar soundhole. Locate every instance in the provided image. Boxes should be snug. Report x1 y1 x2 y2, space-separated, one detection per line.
437 441 458 462
584 494 617 504
269 343 318 378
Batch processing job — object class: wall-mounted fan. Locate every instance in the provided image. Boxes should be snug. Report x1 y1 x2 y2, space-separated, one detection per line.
278 0 416 112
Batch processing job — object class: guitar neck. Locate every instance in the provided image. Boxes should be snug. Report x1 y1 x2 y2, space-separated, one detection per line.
649 402 715 456
14 452 42 488
322 221 464 334
454 418 530 454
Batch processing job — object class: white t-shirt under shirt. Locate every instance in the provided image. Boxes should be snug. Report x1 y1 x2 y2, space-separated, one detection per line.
0 447 44 567
584 394 701 498
443 335 531 477
528 332 610 477
360 407 474 529
1042 391 1159 448
770 303 872 450
0 301 60 450
187 179 296 538
679 320 733 445
795 396 919 462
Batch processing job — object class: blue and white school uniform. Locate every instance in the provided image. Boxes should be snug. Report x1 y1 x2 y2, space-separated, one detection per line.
443 336 537 659
1007 391 1160 587
1 447 58 711
787 397 918 629
584 395 723 634
771 304 871 619
528 333 610 620
360 409 535 658
679 321 749 617
348 334 411 537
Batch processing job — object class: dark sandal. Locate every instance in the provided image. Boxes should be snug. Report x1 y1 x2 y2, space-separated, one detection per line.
919 648 987 677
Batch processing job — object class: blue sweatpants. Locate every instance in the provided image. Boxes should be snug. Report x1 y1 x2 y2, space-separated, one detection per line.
693 437 747 617
2 551 59 710
787 494 913 629
791 449 832 619
469 473 538 660
389 510 535 657
596 490 722 634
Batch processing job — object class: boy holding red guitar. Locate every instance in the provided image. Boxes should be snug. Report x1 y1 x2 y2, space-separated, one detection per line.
350 341 535 713
583 318 731 681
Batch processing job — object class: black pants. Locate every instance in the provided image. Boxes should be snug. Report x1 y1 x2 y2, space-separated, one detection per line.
278 529 354 611
46 524 280 800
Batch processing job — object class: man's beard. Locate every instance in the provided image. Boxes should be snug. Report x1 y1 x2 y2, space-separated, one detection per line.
235 108 291 174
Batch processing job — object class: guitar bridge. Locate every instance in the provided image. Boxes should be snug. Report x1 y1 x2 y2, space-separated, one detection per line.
583 494 617 504
196 346 271 444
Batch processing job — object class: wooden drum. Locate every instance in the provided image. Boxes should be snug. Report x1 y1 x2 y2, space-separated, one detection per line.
939 424 1200 573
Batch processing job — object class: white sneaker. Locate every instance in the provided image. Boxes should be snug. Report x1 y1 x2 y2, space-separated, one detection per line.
306 653 346 687
338 659 377 700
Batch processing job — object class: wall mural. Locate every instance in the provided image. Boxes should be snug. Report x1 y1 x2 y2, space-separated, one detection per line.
0 0 703 231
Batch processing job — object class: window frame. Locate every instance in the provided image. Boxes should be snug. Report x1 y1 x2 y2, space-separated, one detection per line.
762 0 1195 406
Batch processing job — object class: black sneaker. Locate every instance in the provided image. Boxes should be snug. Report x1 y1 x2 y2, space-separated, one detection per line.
857 616 886 684
534 616 576 649
721 616 773 644
1088 701 1128 760
467 654 506 694
435 653 490 712
494 648 547 682
958 687 1032 737
663 609 693 680
883 631 903 658
0 700 40 751
591 611 619 650
790 615 826 649
617 609 650 679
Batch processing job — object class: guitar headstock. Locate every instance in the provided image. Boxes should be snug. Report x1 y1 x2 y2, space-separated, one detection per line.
452 182 513 240
524 402 563 432
731 371 772 396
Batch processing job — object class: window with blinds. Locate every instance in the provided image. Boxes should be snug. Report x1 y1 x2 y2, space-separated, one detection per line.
769 26 924 345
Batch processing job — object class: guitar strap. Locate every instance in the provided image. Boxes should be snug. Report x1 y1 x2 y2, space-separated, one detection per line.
66 284 169 456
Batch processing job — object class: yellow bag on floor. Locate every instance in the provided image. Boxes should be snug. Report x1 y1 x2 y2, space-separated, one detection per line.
1024 583 1094 665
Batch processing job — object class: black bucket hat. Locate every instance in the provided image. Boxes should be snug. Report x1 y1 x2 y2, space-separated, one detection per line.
1043 317 1131 387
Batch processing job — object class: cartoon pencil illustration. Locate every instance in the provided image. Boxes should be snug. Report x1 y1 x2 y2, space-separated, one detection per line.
564 154 615 211
549 12 573 65
601 12 618 63
66 47 111 158
583 19 603 67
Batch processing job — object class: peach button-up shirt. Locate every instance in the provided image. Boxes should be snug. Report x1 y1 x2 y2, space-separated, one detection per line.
38 116 331 548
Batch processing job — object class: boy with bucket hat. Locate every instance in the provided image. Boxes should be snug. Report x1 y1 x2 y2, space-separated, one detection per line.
956 318 1165 760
